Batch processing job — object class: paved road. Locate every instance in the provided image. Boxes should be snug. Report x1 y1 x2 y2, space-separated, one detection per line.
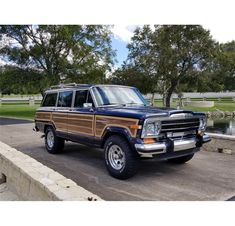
0 117 235 201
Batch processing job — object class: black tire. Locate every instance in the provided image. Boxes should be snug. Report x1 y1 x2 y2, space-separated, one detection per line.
104 135 140 179
45 126 64 154
167 153 194 164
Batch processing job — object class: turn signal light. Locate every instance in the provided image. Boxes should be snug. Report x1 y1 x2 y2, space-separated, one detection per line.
130 124 141 129
198 131 205 136
143 138 155 144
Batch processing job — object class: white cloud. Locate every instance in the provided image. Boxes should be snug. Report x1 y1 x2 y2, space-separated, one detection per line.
0 58 6 66
111 25 138 43
112 24 235 44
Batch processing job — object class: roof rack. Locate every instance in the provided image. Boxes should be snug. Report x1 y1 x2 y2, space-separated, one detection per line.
49 83 90 90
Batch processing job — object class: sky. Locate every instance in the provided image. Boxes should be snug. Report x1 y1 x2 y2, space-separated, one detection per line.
111 24 235 67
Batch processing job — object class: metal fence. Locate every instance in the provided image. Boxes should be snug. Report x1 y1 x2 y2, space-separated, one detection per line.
144 92 235 100
0 96 42 105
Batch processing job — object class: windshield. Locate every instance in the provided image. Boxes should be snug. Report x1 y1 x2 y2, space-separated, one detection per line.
92 86 148 107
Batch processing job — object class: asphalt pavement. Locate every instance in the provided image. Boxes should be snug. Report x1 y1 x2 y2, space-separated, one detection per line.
0 117 235 201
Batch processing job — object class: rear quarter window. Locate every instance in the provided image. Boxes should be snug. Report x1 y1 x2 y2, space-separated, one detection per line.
42 93 57 107
58 91 73 107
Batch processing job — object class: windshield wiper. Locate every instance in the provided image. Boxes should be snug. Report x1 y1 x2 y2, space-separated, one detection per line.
103 103 119 105
122 102 146 106
101 103 122 107
100 102 146 107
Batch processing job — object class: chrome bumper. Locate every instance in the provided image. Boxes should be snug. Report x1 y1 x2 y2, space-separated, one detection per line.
135 134 210 157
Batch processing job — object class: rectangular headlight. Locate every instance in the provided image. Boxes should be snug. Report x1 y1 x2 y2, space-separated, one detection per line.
142 120 161 138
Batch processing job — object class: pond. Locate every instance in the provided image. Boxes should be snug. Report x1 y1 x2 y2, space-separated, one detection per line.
206 118 235 136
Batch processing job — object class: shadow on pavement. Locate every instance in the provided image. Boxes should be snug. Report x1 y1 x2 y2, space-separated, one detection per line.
0 117 32 125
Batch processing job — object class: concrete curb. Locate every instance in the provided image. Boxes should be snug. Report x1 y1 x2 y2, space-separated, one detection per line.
0 141 102 201
206 132 235 141
203 133 235 155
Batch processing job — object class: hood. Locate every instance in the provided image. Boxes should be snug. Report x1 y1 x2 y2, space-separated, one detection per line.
96 105 202 120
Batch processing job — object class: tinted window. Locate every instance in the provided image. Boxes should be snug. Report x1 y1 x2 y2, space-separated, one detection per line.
74 90 88 108
58 91 73 107
87 92 94 106
42 93 57 107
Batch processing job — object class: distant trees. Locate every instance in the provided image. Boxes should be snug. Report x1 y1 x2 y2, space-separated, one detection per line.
110 25 218 107
215 41 235 91
0 25 234 101
190 41 235 93
0 25 114 94
0 66 45 95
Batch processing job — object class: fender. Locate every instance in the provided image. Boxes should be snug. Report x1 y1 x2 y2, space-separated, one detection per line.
35 120 56 133
101 126 138 150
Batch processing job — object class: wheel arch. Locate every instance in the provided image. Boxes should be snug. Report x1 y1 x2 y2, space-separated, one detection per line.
101 126 135 149
43 122 56 133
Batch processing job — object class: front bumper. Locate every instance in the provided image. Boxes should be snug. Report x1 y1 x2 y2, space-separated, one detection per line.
135 134 211 157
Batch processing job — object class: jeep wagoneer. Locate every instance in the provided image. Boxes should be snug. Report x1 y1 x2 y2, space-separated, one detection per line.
34 84 211 179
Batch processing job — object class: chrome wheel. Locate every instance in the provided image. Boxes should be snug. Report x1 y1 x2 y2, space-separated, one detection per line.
46 130 54 149
108 144 125 170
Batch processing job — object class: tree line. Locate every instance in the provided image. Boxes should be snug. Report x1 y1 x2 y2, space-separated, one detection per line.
0 25 234 107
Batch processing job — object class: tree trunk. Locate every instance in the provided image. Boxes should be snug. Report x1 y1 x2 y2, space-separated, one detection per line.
165 86 175 108
151 93 155 106
165 79 178 108
40 90 44 97
162 93 165 107
165 92 172 108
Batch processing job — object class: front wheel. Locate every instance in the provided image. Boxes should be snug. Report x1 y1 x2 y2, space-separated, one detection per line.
167 153 194 164
104 135 139 179
45 127 64 154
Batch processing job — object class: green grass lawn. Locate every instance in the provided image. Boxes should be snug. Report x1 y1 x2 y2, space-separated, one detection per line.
1 94 41 98
154 100 235 112
0 104 39 120
0 100 234 121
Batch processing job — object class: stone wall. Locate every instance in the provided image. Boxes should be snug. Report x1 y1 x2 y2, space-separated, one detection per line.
203 133 235 154
0 141 102 201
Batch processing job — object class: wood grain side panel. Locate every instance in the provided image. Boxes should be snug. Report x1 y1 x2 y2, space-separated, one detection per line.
35 112 140 138
95 116 139 137
35 112 51 121
52 112 68 132
67 113 94 135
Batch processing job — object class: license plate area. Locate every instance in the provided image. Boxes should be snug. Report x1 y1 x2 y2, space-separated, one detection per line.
167 130 195 138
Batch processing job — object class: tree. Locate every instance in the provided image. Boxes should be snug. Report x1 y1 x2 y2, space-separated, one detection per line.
0 25 115 94
216 41 235 91
109 63 154 92
126 25 217 107
0 65 46 95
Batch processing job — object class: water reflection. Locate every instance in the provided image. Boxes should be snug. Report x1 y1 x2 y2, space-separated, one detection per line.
206 118 235 136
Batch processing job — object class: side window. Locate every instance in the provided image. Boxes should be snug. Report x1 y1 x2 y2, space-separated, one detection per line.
42 93 57 107
74 90 94 108
87 92 94 106
74 90 88 108
58 91 73 107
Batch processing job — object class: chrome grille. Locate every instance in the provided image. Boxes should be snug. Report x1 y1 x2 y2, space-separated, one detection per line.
161 118 200 133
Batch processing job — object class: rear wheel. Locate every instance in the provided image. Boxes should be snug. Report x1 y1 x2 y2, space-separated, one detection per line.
104 135 139 179
45 126 64 154
167 153 194 164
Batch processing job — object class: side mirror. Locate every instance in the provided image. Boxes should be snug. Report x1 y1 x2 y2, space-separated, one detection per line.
83 103 93 108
